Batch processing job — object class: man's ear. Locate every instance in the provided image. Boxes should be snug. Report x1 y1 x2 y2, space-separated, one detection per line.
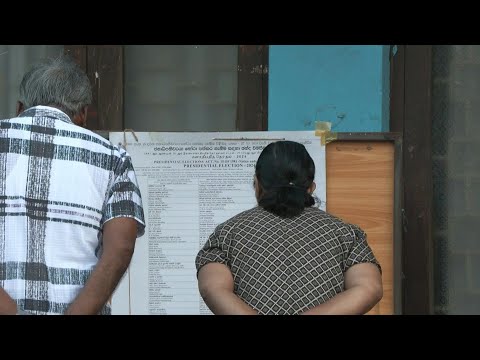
73 106 88 127
308 181 316 194
16 101 24 116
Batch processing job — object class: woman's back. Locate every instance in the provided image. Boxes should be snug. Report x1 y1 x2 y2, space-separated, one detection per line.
196 206 379 315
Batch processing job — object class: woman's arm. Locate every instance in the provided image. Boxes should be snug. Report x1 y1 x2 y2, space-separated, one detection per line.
301 262 382 315
198 263 258 315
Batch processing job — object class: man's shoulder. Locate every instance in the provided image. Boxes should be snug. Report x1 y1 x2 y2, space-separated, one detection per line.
76 127 122 152
57 124 128 158
1 115 31 124
1 112 115 148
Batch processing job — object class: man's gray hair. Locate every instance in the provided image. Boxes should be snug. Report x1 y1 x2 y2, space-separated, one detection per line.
19 55 92 117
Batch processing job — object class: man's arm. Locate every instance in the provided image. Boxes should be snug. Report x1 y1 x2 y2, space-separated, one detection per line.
65 217 138 315
198 262 257 315
0 288 17 315
301 263 383 315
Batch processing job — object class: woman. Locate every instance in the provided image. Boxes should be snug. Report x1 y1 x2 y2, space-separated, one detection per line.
195 140 382 315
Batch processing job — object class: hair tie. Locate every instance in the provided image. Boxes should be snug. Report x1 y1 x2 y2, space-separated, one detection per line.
270 183 306 191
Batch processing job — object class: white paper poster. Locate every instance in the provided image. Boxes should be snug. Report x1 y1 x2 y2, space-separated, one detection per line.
109 131 326 315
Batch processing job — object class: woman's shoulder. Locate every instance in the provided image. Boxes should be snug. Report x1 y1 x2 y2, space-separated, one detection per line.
301 207 363 234
209 206 267 239
220 206 268 226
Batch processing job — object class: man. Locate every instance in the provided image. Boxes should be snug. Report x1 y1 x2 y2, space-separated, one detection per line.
0 55 145 315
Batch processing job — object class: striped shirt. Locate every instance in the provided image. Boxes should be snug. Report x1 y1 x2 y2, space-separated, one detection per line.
0 106 145 315
196 206 380 315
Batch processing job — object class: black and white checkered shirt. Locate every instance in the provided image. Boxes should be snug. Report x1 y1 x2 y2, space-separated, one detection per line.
0 106 145 315
196 206 380 315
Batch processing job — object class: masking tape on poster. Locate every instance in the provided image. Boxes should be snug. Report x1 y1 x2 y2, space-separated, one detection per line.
314 121 337 146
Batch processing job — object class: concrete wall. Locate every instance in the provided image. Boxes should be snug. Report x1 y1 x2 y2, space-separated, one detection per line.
432 45 480 314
